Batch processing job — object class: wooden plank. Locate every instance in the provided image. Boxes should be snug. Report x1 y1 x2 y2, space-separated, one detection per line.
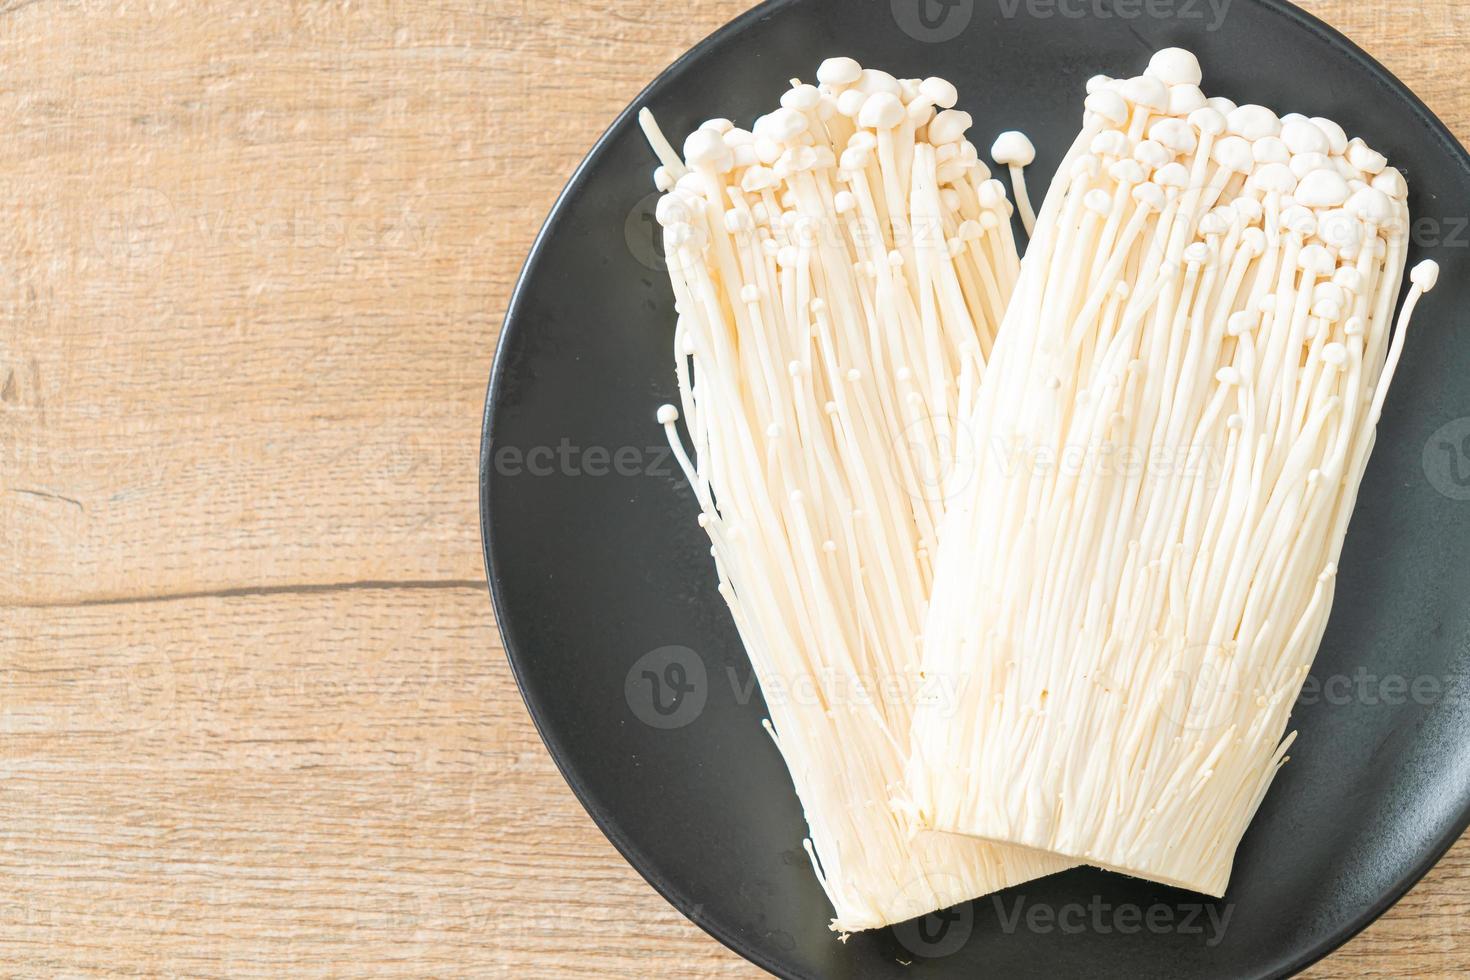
0 0 1464 975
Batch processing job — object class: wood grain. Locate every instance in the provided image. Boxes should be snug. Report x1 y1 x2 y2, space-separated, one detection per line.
0 0 1464 976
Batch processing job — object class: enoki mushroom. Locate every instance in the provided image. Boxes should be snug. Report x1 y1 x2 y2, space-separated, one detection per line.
643 58 1067 931
908 47 1440 896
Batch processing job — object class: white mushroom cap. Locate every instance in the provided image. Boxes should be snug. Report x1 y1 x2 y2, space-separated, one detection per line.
1149 117 1197 154
1317 209 1361 251
1345 138 1388 175
1310 116 1349 155
1121 75 1170 112
1108 159 1146 184
655 195 691 227
919 77 959 109
1132 139 1171 170
1281 119 1330 155
1206 96 1238 115
816 56 862 87
1152 162 1190 188
1282 205 1318 236
759 107 809 143
684 129 734 171
1298 243 1335 273
1289 152 1332 180
1212 136 1255 174
1346 186 1395 224
1085 74 1113 94
1146 47 1203 86
836 89 867 118
1372 166 1408 199
1411 259 1440 291
1233 197 1265 224
1091 129 1130 157
1168 84 1207 115
1187 107 1227 136
741 165 779 192
1249 137 1288 164
1227 105 1282 140
1334 266 1363 292
1084 188 1114 214
858 92 905 129
1132 182 1166 211
929 109 973 144
1085 90 1130 126
1296 168 1351 207
1199 211 1230 236
976 179 1007 208
1248 163 1298 194
991 130 1036 166
781 85 822 112
856 68 901 96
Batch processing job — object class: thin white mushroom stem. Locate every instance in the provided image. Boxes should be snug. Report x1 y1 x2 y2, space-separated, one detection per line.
992 130 1038 237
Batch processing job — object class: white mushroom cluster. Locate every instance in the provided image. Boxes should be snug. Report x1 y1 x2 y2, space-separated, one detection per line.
910 47 1439 897
639 59 1065 933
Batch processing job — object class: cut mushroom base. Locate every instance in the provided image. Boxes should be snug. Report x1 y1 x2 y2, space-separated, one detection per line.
642 59 1067 932
908 46 1439 897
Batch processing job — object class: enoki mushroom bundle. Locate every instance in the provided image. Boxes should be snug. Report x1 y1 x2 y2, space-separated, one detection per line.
643 58 1069 931
908 48 1439 896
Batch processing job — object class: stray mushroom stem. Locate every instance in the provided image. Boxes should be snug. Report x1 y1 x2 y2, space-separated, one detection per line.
991 130 1038 237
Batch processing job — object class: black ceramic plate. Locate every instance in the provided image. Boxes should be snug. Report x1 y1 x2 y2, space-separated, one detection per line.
481 1 1470 976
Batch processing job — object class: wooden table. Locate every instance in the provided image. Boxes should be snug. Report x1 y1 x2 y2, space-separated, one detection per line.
1 0 1464 975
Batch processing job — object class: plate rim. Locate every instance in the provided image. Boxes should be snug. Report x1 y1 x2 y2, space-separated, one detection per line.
480 2 1470 976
